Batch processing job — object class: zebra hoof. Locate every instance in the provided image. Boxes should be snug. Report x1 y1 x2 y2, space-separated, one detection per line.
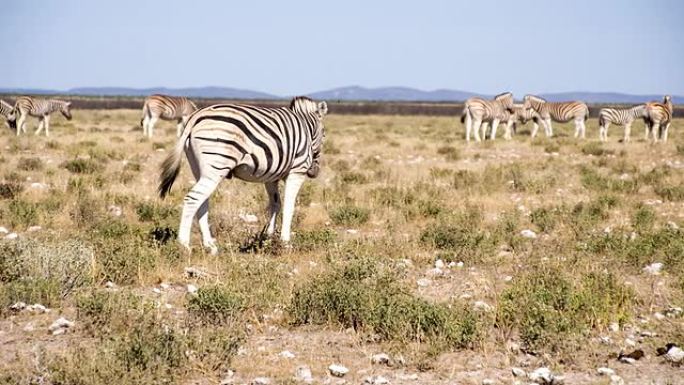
205 242 219 256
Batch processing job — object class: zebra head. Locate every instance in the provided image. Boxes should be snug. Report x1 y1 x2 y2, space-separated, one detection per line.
289 96 328 178
523 95 545 111
60 101 73 120
495 92 514 112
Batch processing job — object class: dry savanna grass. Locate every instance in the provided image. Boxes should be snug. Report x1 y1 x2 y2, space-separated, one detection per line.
0 109 683 384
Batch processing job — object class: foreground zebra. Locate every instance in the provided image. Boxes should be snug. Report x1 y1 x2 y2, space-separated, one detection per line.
644 95 673 142
461 92 514 142
141 94 198 138
1 100 14 127
13 96 72 136
598 104 647 142
523 95 589 138
158 96 327 254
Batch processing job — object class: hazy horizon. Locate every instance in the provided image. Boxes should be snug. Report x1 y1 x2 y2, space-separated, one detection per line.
3 0 683 96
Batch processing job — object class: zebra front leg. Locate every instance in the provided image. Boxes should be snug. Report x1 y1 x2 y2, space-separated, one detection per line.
280 173 306 243
623 122 630 143
504 121 513 140
35 117 45 135
531 121 540 138
480 122 489 141
464 113 472 142
43 115 50 136
141 115 149 136
651 122 660 143
16 114 26 136
490 119 500 140
662 122 671 142
579 119 587 139
545 119 554 137
472 119 482 142
147 117 158 138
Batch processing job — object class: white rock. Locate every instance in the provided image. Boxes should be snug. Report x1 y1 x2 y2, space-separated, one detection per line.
30 182 47 189
482 379 495 385
520 229 537 239
528 367 554 384
27 304 49 313
503 275 513 282
159 283 170 290
624 338 636 347
5 232 18 240
599 336 612 344
473 301 493 312
252 377 271 385
619 356 636 364
664 306 682 317
10 302 27 311
187 284 198 294
426 267 444 277
371 353 390 365
105 281 116 289
609 322 620 332
27 225 42 232
0 226 8 234
294 365 313 383
184 266 209 278
643 262 663 275
364 376 389 384
597 367 615 376
152 288 162 294
48 317 75 334
328 364 349 377
511 367 526 377
654 312 665 320
416 278 431 287
107 205 123 217
665 346 684 363
610 375 624 385
239 213 259 223
23 322 35 332
346 229 359 234
279 350 295 359
666 221 679 230
434 259 445 269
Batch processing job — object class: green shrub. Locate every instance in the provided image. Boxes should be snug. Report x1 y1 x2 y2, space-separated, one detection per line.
187 285 245 325
632 205 656 233
17 157 43 171
339 171 368 184
581 142 614 156
329 205 370 226
136 201 179 223
655 184 684 201
437 146 461 161
295 228 338 251
63 158 102 174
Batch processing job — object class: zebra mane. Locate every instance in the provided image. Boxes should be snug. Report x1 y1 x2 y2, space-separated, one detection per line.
0 100 12 109
494 92 512 100
525 94 546 103
289 96 319 114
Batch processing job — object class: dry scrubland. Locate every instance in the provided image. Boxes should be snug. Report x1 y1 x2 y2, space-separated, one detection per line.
0 109 683 385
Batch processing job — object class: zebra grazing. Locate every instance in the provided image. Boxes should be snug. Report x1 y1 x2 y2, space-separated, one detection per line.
497 104 541 140
644 95 673 143
460 92 514 142
141 94 198 138
522 95 589 139
597 104 647 142
13 96 72 136
158 96 327 254
1 100 14 127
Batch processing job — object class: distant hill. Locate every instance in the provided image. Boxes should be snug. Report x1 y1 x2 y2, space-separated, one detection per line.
0 86 679 104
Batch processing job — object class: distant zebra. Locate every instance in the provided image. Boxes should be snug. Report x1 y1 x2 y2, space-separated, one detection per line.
499 104 540 140
0 100 14 127
460 92 514 142
13 96 72 136
644 95 673 142
158 96 327 254
597 104 647 142
523 95 589 139
141 94 198 138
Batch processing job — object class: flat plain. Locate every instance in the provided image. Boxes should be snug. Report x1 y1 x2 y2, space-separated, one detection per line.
1 109 683 385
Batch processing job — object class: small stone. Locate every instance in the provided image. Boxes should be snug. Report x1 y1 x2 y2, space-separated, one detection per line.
416 278 431 287
643 262 663 275
597 367 615 376
252 377 271 385
328 364 349 377
654 312 665 320
105 281 116 289
666 221 679 230
665 346 684 363
107 205 123 217
239 213 259 223
482 379 495 385
346 229 359 234
187 284 198 294
624 338 636 347
23 322 34 332
473 301 493 312
30 182 48 189
48 317 75 335
294 365 313 383
610 375 624 385
278 350 295 359
520 229 537 239
426 267 444 277
364 376 389 385
184 266 209 278
397 373 418 381
152 288 162 294
0 226 8 234
664 306 682 317
528 367 553 384
10 302 26 311
609 322 620 332
511 367 526 377
27 225 42 232
159 283 170 290
503 275 513 282
27 304 49 313
5 232 18 240
371 353 390 365
434 259 445 269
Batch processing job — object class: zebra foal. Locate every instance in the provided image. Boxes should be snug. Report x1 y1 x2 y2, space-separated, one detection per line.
13 96 72 136
523 95 589 139
141 94 198 138
460 92 514 142
597 104 647 142
158 96 327 254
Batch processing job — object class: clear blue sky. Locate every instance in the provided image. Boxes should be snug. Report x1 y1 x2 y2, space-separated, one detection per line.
2 0 683 96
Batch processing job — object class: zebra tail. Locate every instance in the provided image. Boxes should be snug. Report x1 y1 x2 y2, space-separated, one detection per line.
158 126 191 199
584 105 589 121
460 106 467 124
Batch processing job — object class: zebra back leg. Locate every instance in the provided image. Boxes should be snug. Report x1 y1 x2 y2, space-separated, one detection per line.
176 118 185 138
472 118 483 142
464 112 472 142
185 148 220 254
545 119 553 137
623 122 631 143
16 112 26 136
265 182 281 236
490 119 500 140
663 122 671 142
147 116 159 138
44 115 51 136
480 122 489 141
35 116 45 135
280 173 306 243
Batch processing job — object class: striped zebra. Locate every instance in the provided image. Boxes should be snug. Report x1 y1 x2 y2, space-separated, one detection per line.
1 100 14 127
460 92 514 142
597 104 647 142
141 94 198 138
644 95 673 142
13 96 72 136
495 104 540 140
158 96 328 254
522 95 589 139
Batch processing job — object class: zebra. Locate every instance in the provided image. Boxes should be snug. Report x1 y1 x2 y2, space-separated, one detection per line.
494 104 541 140
644 95 673 143
141 94 198 138
1 100 14 128
522 95 589 139
13 96 72 136
158 96 327 254
460 92 514 142
597 104 647 142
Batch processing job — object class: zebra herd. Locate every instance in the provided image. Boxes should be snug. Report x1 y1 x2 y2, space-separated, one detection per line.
0 93 675 253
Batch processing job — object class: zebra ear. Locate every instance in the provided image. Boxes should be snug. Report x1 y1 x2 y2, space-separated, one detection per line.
317 101 328 117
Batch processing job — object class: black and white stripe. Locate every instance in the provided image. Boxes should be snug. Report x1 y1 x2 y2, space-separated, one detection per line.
0 100 15 129
13 96 72 136
141 94 198 138
460 92 514 142
523 95 589 139
644 95 673 143
158 96 328 253
598 104 647 142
